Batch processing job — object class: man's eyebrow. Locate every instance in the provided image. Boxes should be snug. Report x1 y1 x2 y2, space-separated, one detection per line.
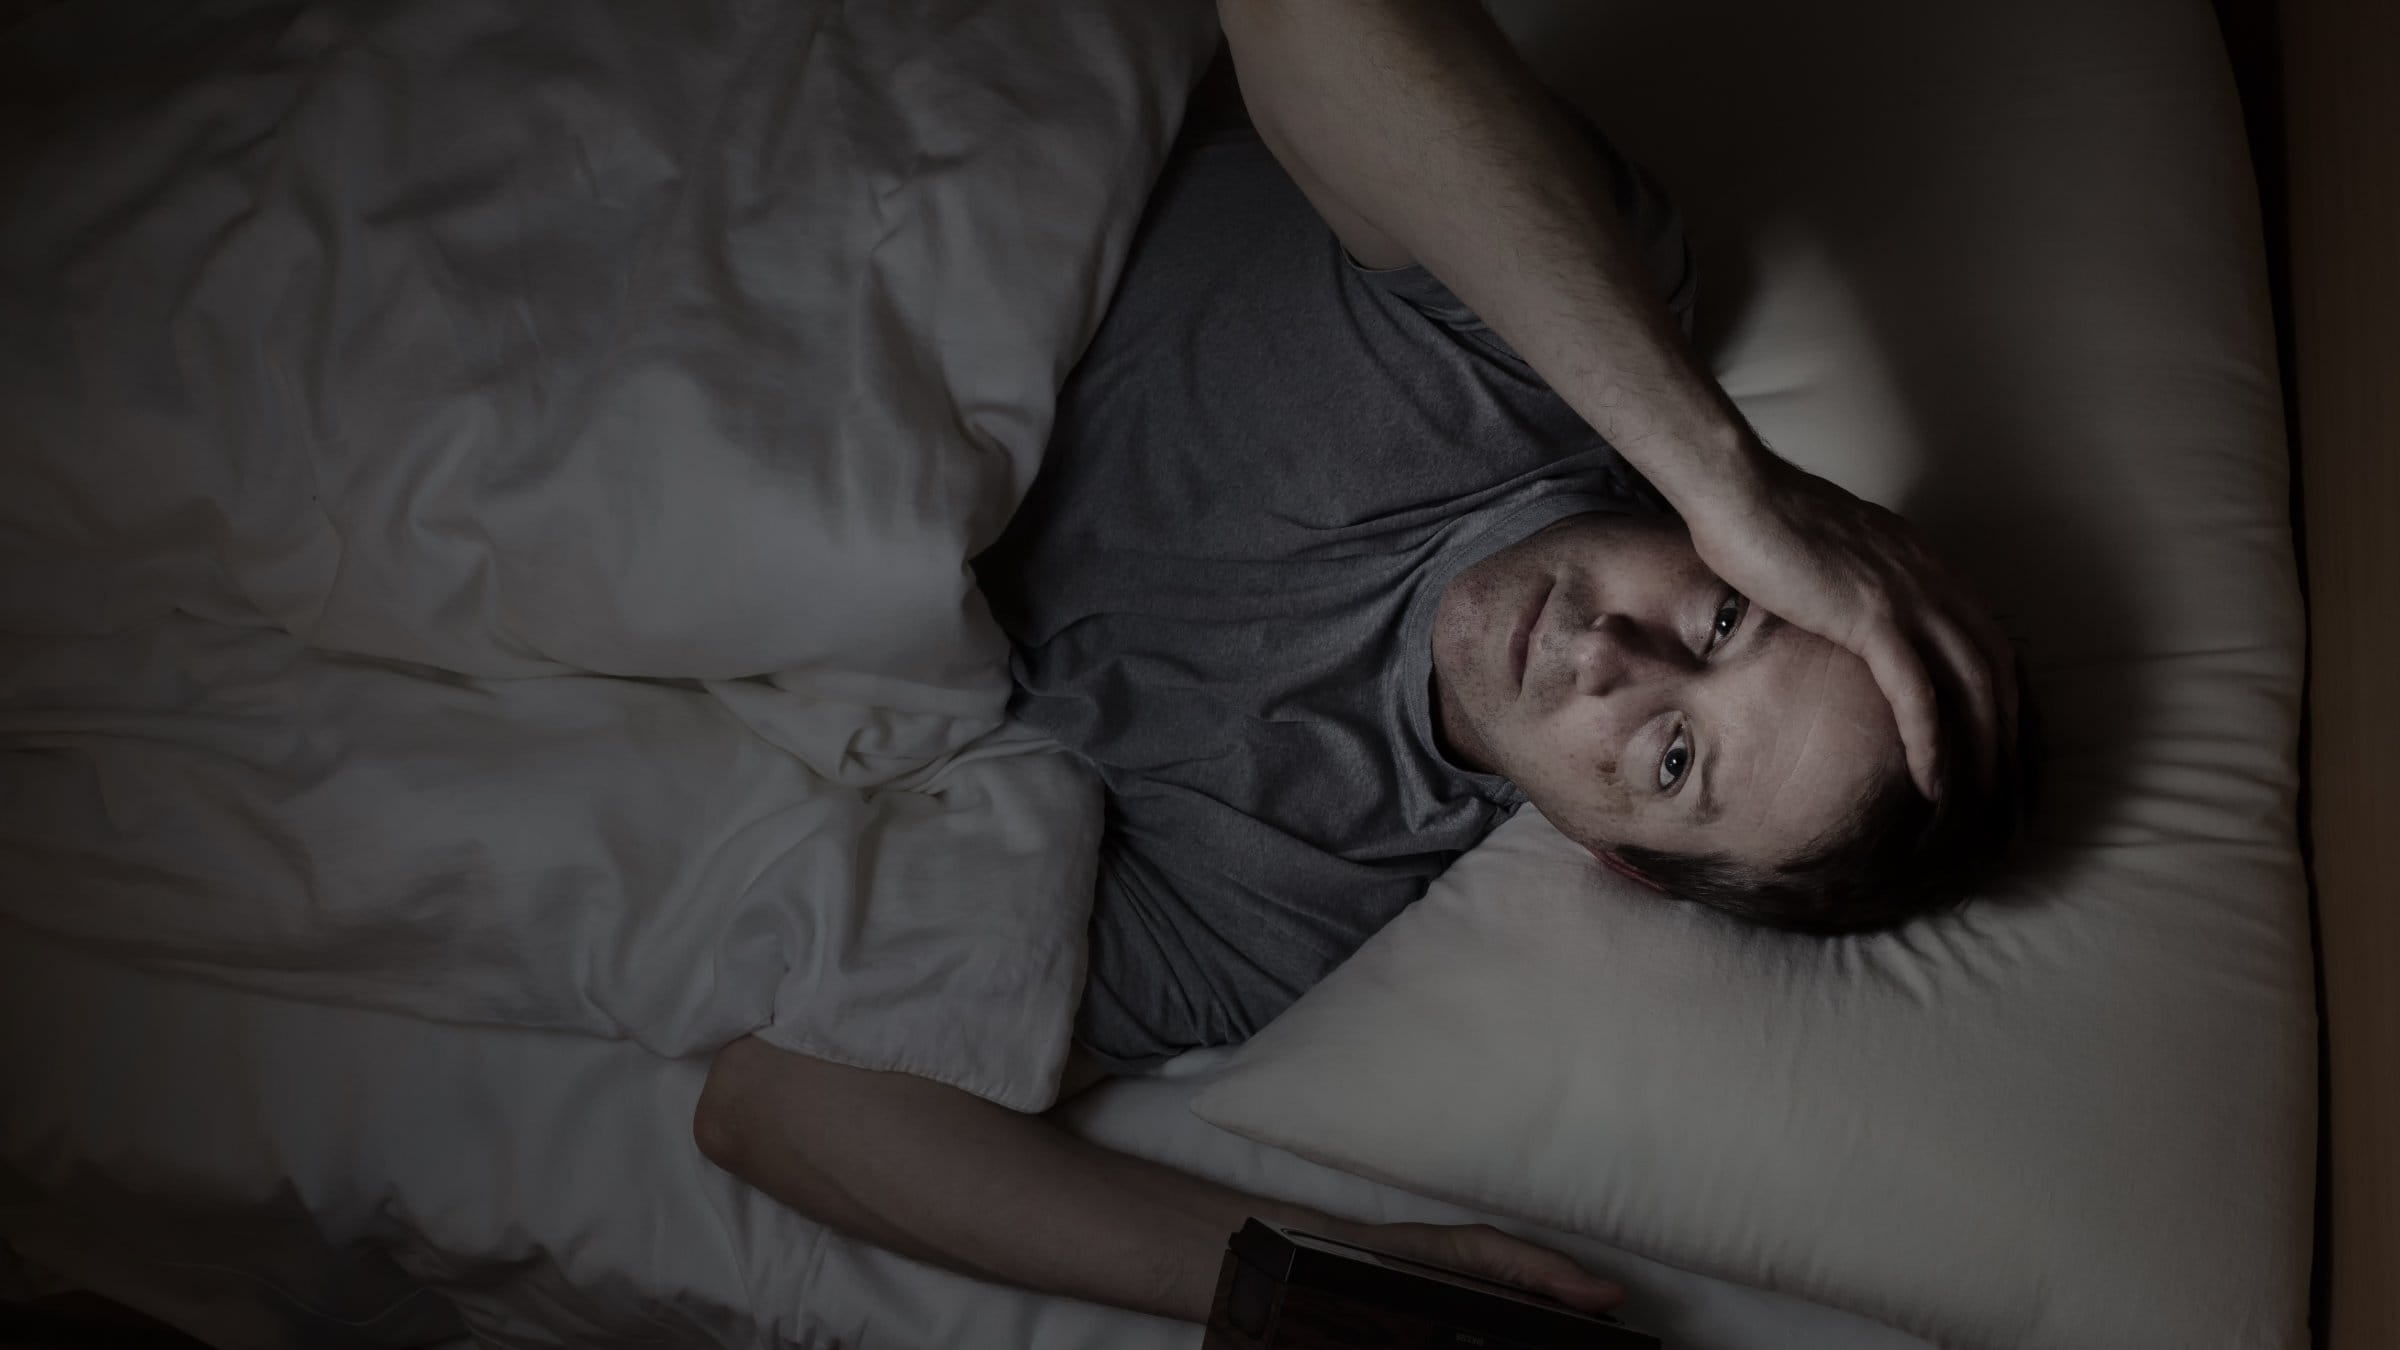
1693 763 1724 825
1746 609 1786 652
1689 608 1786 826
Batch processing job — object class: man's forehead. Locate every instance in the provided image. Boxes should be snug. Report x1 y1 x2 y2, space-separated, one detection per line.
1699 619 1889 853
1691 612 1793 827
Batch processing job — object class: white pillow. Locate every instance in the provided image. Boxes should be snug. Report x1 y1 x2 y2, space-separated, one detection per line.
1191 2 2316 1348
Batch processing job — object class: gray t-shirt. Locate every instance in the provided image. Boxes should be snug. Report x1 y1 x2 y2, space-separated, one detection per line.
976 123 1696 1072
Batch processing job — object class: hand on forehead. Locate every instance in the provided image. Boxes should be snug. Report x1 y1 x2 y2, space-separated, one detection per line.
1430 511 1905 872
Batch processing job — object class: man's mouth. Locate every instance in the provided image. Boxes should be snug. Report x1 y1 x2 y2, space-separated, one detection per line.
1509 581 1552 695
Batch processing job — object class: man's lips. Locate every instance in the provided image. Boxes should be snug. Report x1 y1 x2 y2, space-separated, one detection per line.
1509 581 1552 694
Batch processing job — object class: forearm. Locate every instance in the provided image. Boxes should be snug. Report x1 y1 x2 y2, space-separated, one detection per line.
694 1037 1338 1323
1219 0 1767 507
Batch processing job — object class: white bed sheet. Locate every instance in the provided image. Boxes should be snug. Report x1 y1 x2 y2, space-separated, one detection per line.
0 931 1930 1350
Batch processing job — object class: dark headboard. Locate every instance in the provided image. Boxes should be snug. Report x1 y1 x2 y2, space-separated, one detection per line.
2258 0 2400 1348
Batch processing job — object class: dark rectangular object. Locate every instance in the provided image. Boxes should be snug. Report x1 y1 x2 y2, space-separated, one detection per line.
1202 1219 1665 1349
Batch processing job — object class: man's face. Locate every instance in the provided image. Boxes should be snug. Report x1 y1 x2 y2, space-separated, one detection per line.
1430 512 1903 870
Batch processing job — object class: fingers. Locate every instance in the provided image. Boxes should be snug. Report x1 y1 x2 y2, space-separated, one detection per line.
1967 601 2022 752
1529 1261 1627 1314
1921 612 1998 787
1447 1225 1627 1314
1923 570 2023 791
1859 624 1945 799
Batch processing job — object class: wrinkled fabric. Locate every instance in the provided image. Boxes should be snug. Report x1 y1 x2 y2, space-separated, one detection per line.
0 0 1220 1111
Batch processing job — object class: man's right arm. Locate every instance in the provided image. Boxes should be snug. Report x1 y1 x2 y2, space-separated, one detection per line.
693 1035 1624 1323
1219 0 2018 796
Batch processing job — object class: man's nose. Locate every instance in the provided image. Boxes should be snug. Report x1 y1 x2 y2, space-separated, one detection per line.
1570 613 1683 698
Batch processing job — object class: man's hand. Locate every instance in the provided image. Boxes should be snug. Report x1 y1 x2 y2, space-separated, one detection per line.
1345 1220 1627 1316
1685 453 2018 797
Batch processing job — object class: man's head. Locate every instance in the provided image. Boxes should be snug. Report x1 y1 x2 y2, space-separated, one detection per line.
1429 511 2033 934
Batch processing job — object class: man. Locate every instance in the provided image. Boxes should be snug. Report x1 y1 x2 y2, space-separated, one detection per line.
695 0 2029 1322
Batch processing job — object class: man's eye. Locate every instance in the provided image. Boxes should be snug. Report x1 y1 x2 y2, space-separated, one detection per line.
1709 594 1747 650
1657 725 1691 790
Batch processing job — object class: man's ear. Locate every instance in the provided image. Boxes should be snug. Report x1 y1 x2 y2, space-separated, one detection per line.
1591 846 1669 893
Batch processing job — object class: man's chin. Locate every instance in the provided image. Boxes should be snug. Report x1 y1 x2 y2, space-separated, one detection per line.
1427 679 1502 776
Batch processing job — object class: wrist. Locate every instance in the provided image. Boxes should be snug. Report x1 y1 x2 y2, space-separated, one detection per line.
1168 1198 1354 1322
1259 1203 1379 1250
1631 416 1777 513
1208 1198 1370 1250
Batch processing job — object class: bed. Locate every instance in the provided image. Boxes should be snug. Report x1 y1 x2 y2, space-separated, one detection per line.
4 0 2372 1346
0 942 1932 1350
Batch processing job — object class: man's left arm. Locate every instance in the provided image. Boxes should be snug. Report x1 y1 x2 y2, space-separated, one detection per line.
1219 0 2017 794
692 1036 1623 1322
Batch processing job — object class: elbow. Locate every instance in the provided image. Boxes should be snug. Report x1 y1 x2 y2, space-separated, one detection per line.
692 1037 765 1172
691 1087 740 1172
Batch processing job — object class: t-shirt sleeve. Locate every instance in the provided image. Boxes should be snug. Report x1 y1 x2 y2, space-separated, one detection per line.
1071 843 1239 1074
1072 952 1188 1076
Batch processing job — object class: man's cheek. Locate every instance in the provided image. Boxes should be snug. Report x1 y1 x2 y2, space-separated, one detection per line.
1524 762 1630 838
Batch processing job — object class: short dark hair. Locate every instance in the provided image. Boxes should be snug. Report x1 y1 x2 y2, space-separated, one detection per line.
1616 670 2043 936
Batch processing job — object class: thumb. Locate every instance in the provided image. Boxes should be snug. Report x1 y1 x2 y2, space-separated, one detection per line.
1519 1256 1627 1315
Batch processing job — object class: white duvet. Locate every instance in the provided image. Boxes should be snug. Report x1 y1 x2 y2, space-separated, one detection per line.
0 0 1219 1111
